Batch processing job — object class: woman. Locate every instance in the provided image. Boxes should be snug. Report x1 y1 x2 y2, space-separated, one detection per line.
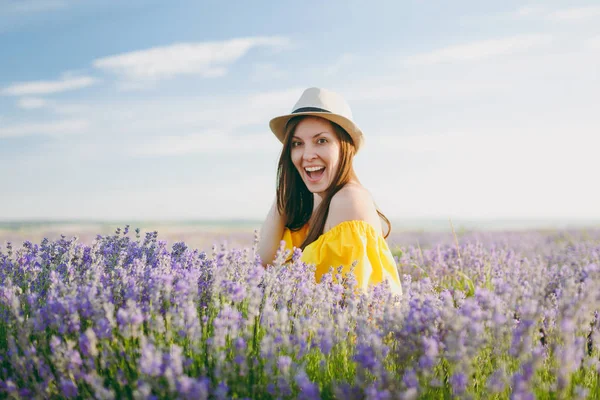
258 87 402 295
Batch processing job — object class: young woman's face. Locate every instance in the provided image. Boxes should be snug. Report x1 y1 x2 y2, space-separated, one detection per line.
290 117 341 195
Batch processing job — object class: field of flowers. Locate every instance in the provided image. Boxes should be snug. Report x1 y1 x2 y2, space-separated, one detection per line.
1 225 600 399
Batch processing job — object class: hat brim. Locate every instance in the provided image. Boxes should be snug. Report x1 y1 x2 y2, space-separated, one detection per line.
269 111 364 152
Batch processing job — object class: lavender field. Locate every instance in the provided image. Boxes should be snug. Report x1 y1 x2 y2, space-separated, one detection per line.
1 224 600 399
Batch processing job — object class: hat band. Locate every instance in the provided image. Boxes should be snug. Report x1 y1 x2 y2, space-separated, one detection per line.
292 106 331 114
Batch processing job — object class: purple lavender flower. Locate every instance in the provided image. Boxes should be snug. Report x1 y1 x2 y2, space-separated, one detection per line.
163 344 184 377
177 376 210 400
139 339 163 377
116 299 144 338
277 355 293 375
59 378 78 399
418 337 439 370
365 385 391 400
450 372 468 395
295 369 320 400
79 327 98 358
3 226 600 398
318 327 334 355
400 387 418 400
354 342 378 371
402 369 419 390
487 368 508 393
214 381 229 400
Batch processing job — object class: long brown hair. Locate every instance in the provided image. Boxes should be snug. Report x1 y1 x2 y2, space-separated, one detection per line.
276 116 391 250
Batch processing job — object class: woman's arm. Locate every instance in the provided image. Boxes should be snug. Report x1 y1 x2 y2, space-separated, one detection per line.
257 197 286 268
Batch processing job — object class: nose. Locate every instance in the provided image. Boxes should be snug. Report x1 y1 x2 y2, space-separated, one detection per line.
302 145 318 162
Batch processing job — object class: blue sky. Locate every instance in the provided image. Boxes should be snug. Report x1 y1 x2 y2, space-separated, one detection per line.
1 0 599 221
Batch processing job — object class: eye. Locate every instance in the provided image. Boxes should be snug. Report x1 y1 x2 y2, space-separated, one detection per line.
291 141 302 148
317 138 328 144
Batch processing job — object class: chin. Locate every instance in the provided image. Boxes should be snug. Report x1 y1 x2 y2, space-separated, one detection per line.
305 182 328 194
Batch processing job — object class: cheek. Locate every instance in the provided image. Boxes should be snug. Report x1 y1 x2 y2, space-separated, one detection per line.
327 147 340 166
290 151 302 170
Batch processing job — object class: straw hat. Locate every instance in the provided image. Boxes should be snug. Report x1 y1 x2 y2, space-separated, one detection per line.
269 87 364 152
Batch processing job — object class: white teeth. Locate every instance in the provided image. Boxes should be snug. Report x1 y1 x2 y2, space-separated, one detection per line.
305 166 325 172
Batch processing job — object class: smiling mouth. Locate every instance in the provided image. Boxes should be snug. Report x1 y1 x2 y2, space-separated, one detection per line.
305 167 325 182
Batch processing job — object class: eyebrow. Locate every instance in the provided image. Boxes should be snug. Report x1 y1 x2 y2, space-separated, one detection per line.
292 131 329 139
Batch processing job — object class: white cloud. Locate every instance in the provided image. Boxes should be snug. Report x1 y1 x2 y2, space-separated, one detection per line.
344 78 506 103
1 76 96 96
586 35 600 50
548 6 600 21
131 132 279 157
361 124 599 220
51 103 90 115
511 5 600 21
251 63 287 81
513 5 547 17
324 53 357 76
0 0 68 13
403 34 552 66
374 131 475 154
245 87 301 113
372 129 594 158
10 87 300 160
13 97 92 114
93 36 291 81
14 87 303 165
16 97 47 109
200 86 302 132
343 32 599 107
0 119 89 138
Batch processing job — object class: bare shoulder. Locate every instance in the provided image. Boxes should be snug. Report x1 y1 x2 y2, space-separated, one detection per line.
329 183 372 211
325 183 382 233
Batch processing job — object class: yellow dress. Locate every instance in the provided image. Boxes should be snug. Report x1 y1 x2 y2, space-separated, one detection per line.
281 220 402 295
